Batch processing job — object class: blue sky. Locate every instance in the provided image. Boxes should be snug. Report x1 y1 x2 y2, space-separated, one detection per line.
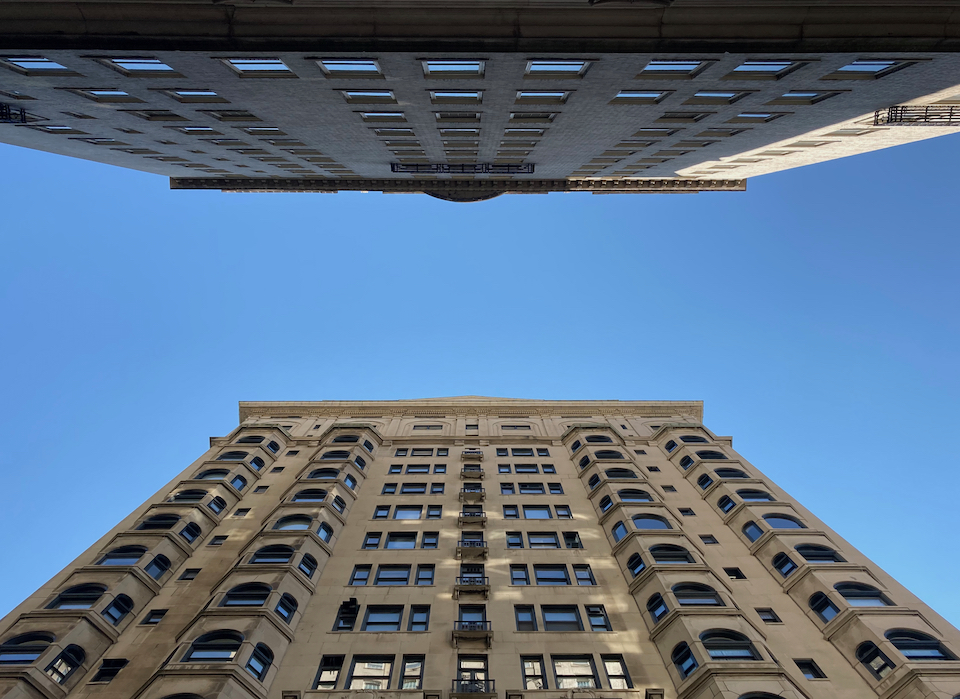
1 133 958 628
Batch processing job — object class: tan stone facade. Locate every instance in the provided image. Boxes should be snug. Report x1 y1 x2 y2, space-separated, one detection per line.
1 397 959 699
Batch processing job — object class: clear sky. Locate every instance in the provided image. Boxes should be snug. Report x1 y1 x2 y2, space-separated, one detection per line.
1 132 958 630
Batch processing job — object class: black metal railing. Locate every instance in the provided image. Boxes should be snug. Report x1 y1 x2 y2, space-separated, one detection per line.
459 511 486 518
1 103 28 124
456 576 490 586
457 539 488 548
875 105 960 126
461 468 484 475
452 679 495 693
454 621 492 632
461 487 485 494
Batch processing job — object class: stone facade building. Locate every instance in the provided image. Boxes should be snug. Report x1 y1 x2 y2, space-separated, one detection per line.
1 397 958 699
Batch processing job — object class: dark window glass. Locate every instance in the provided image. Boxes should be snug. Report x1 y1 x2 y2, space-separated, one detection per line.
672 643 697 678
647 594 668 622
773 553 798 577
700 630 760 660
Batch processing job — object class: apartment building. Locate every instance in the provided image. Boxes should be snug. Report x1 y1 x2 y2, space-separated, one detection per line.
1 2 960 200
1 397 958 699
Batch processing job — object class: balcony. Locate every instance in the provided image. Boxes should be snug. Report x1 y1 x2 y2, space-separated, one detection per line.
0 103 27 124
454 576 490 599
457 539 488 559
458 511 487 526
875 105 960 126
459 487 486 502
461 467 485 480
461 448 484 461
451 679 496 699
452 621 493 648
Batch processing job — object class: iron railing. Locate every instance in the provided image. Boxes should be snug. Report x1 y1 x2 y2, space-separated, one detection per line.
1 103 28 124
457 539 488 548
452 679 495 693
461 487 485 494
392 163 535 174
459 511 486 519
454 620 492 632
456 576 490 586
874 105 960 126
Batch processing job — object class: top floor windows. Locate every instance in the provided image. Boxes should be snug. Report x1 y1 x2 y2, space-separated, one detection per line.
1 56 79 76
638 59 710 79
422 60 485 78
525 60 590 78
826 59 912 79
318 59 383 78
223 58 295 77
727 59 804 80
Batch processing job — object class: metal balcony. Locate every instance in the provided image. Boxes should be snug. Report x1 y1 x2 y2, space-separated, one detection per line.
874 105 960 126
456 539 488 559
454 575 491 599
458 511 487 526
0 103 28 124
461 448 484 461
461 467 485 480
459 487 486 502
451 679 496 699
452 621 494 648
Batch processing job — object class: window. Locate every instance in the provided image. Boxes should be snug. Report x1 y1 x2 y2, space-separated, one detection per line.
701 630 760 660
97 546 146 566
756 608 781 623
700 534 719 545
555 505 572 519
772 554 798 581
348 655 394 689
423 59 485 78
586 605 611 631
400 483 426 494
588 474 601 490
246 643 273 681
796 544 845 562
519 483 545 494
763 514 806 529
101 595 134 625
401 655 425 688
501 483 516 495
718 495 736 512
651 544 694 563
857 642 895 679
697 474 714 490
552 655 598 688
299 554 318 577
828 59 910 79
91 658 128 682
647 594 668 622
599 496 613 512
388 466 402 475
528 532 560 549
743 521 763 542
795 658 827 679
334 601 359 631
886 630 954 660
363 533 382 549
506 531 524 548
309 468 339 479
809 592 840 622
564 532 583 549
632 514 672 530
534 565 570 585
375 565 411 585
137 514 179 530
44 645 85 684
639 59 709 78
602 655 632 689
363 605 403 632
318 522 334 543
230 475 247 491
503 505 519 519
217 450 248 462
538 448 550 457
251 545 293 564
672 642 698 678
102 57 180 76
315 655 344 689
513 448 535 457
836 583 892 607
274 515 312 531
627 553 645 577
408 606 431 631
0 633 54 664
511 565 530 585
393 506 422 520
144 555 170 580
184 631 243 661
421 532 439 549
526 60 589 78
434 464 446 473
612 521 627 542
179 568 200 581
416 565 435 585
426 505 442 519
319 59 382 77
679 508 696 517
385 533 417 549
665 440 678 452
515 605 538 631
343 474 358 490
251 456 266 470
222 583 271 607
2 56 77 75
224 57 293 76
619 489 653 502
498 465 511 474
674 583 723 606
407 465 430 474
431 483 445 494
524 505 552 519
496 448 508 457
542 606 582 631
350 565 372 585
522 656 547 689
294 488 327 502
208 497 226 514
172 489 207 502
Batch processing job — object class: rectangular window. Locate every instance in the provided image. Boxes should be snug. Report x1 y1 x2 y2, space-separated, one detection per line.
408 605 431 631
700 534 719 545
381 484 397 494
757 608 782 623
334 602 359 631
638 59 709 78
512 448 534 457
406 465 430 474
348 656 394 689
534 565 570 585
315 655 344 690
421 532 439 549
586 605 611 631
573 565 596 585
426 505 442 519
515 605 538 631
385 533 417 549
423 59 485 78
434 464 446 473
795 659 827 679
363 532 382 549
209 536 227 546
552 655 598 688
503 505 519 519
318 59 382 78
393 506 422 520
374 565 411 585
663 485 677 492
548 483 563 494
411 448 434 456
91 658 128 683
400 483 427 494
401 655 425 689
511 565 530 585
374 506 390 519
395 449 408 457
437 448 449 456
389 465 402 473
498 465 511 473
679 508 696 516
601 655 632 689
563 532 583 549
223 57 292 77
725 567 747 580
526 60 589 78
496 448 508 456
520 483 545 494
431 483 445 494
543 606 583 631
523 505 552 519
178 569 200 581
363 605 403 631
141 609 167 625
555 505 573 519
416 564 435 585
528 532 560 549
537 448 550 457
350 565 372 585
522 656 547 689
501 483 515 495
254 486 269 493
506 532 524 548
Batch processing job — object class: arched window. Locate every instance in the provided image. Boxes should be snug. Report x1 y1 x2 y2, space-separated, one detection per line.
0 632 54 664
715 468 748 479
588 474 601 490
246 643 274 680
626 553 645 577
570 440 582 452
796 544 845 563
696 474 714 490
321 450 350 460
230 475 247 491
137 514 180 531
44 645 85 684
237 435 265 444
809 592 839 622
293 489 327 502
763 514 805 529
180 522 202 543
700 630 760 660
102 595 134 625
647 594 668 622
679 456 694 470
343 474 358 490
595 450 624 460
836 583 892 607
742 521 763 542
318 522 334 543
173 489 207 502
681 435 708 443
363 440 374 452
650 544 694 563
97 546 146 566
599 496 613 512
579 456 589 469
298 553 318 578
605 468 637 479
251 545 294 564
717 496 735 513
183 631 243 661
251 457 265 471
46 584 106 610
856 642 895 679
274 515 312 531
266 441 280 454
354 456 366 470
308 469 339 479
665 440 678 453
332 497 346 513
145 554 171 580
611 521 627 542
618 489 653 502
221 583 271 607
217 451 248 461
633 514 672 530
772 553 798 577
333 434 359 443
696 450 727 460
586 435 613 443
196 469 229 480
886 630 955 660
208 496 227 514
737 489 774 502
672 643 698 678
673 583 723 606
274 594 298 623
737 694 783 699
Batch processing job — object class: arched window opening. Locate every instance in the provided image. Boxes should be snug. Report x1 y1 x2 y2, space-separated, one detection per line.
275 593 298 623
886 630 955 660
173 490 207 502
251 545 294 564
196 469 229 480
274 515 312 531
321 450 350 460
237 435 265 444
605 468 637 480
763 514 806 529
47 584 106 610
626 553 645 577
579 456 589 469
570 440 582 452
180 522 202 543
618 489 653 502
664 440 678 453
145 555 171 580
737 489 774 502
344 474 358 490
697 474 714 490
97 546 146 566
102 594 134 625
836 583 892 607
0 632 55 664
208 496 227 514
611 521 627 542
772 553 798 577
318 522 334 543
217 451 248 461
681 435 708 443
796 544 845 563
595 450 624 460
230 475 247 491
672 643 698 678
632 514 672 530
696 450 727 460
810 592 839 623
222 583 271 607
293 489 327 502
588 474 601 490
363 440 374 452
856 642 895 679
44 645 85 684
354 456 366 470
700 630 760 660
650 544 694 564
679 456 694 470
246 643 274 680
647 594 668 622
298 554 318 578
332 497 346 514
308 469 339 479
251 457 265 471
715 468 748 479
673 583 723 606
586 435 613 443
137 514 180 531
183 631 243 662
742 521 763 542
717 496 735 513
599 495 613 512
266 441 280 454
333 435 359 443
